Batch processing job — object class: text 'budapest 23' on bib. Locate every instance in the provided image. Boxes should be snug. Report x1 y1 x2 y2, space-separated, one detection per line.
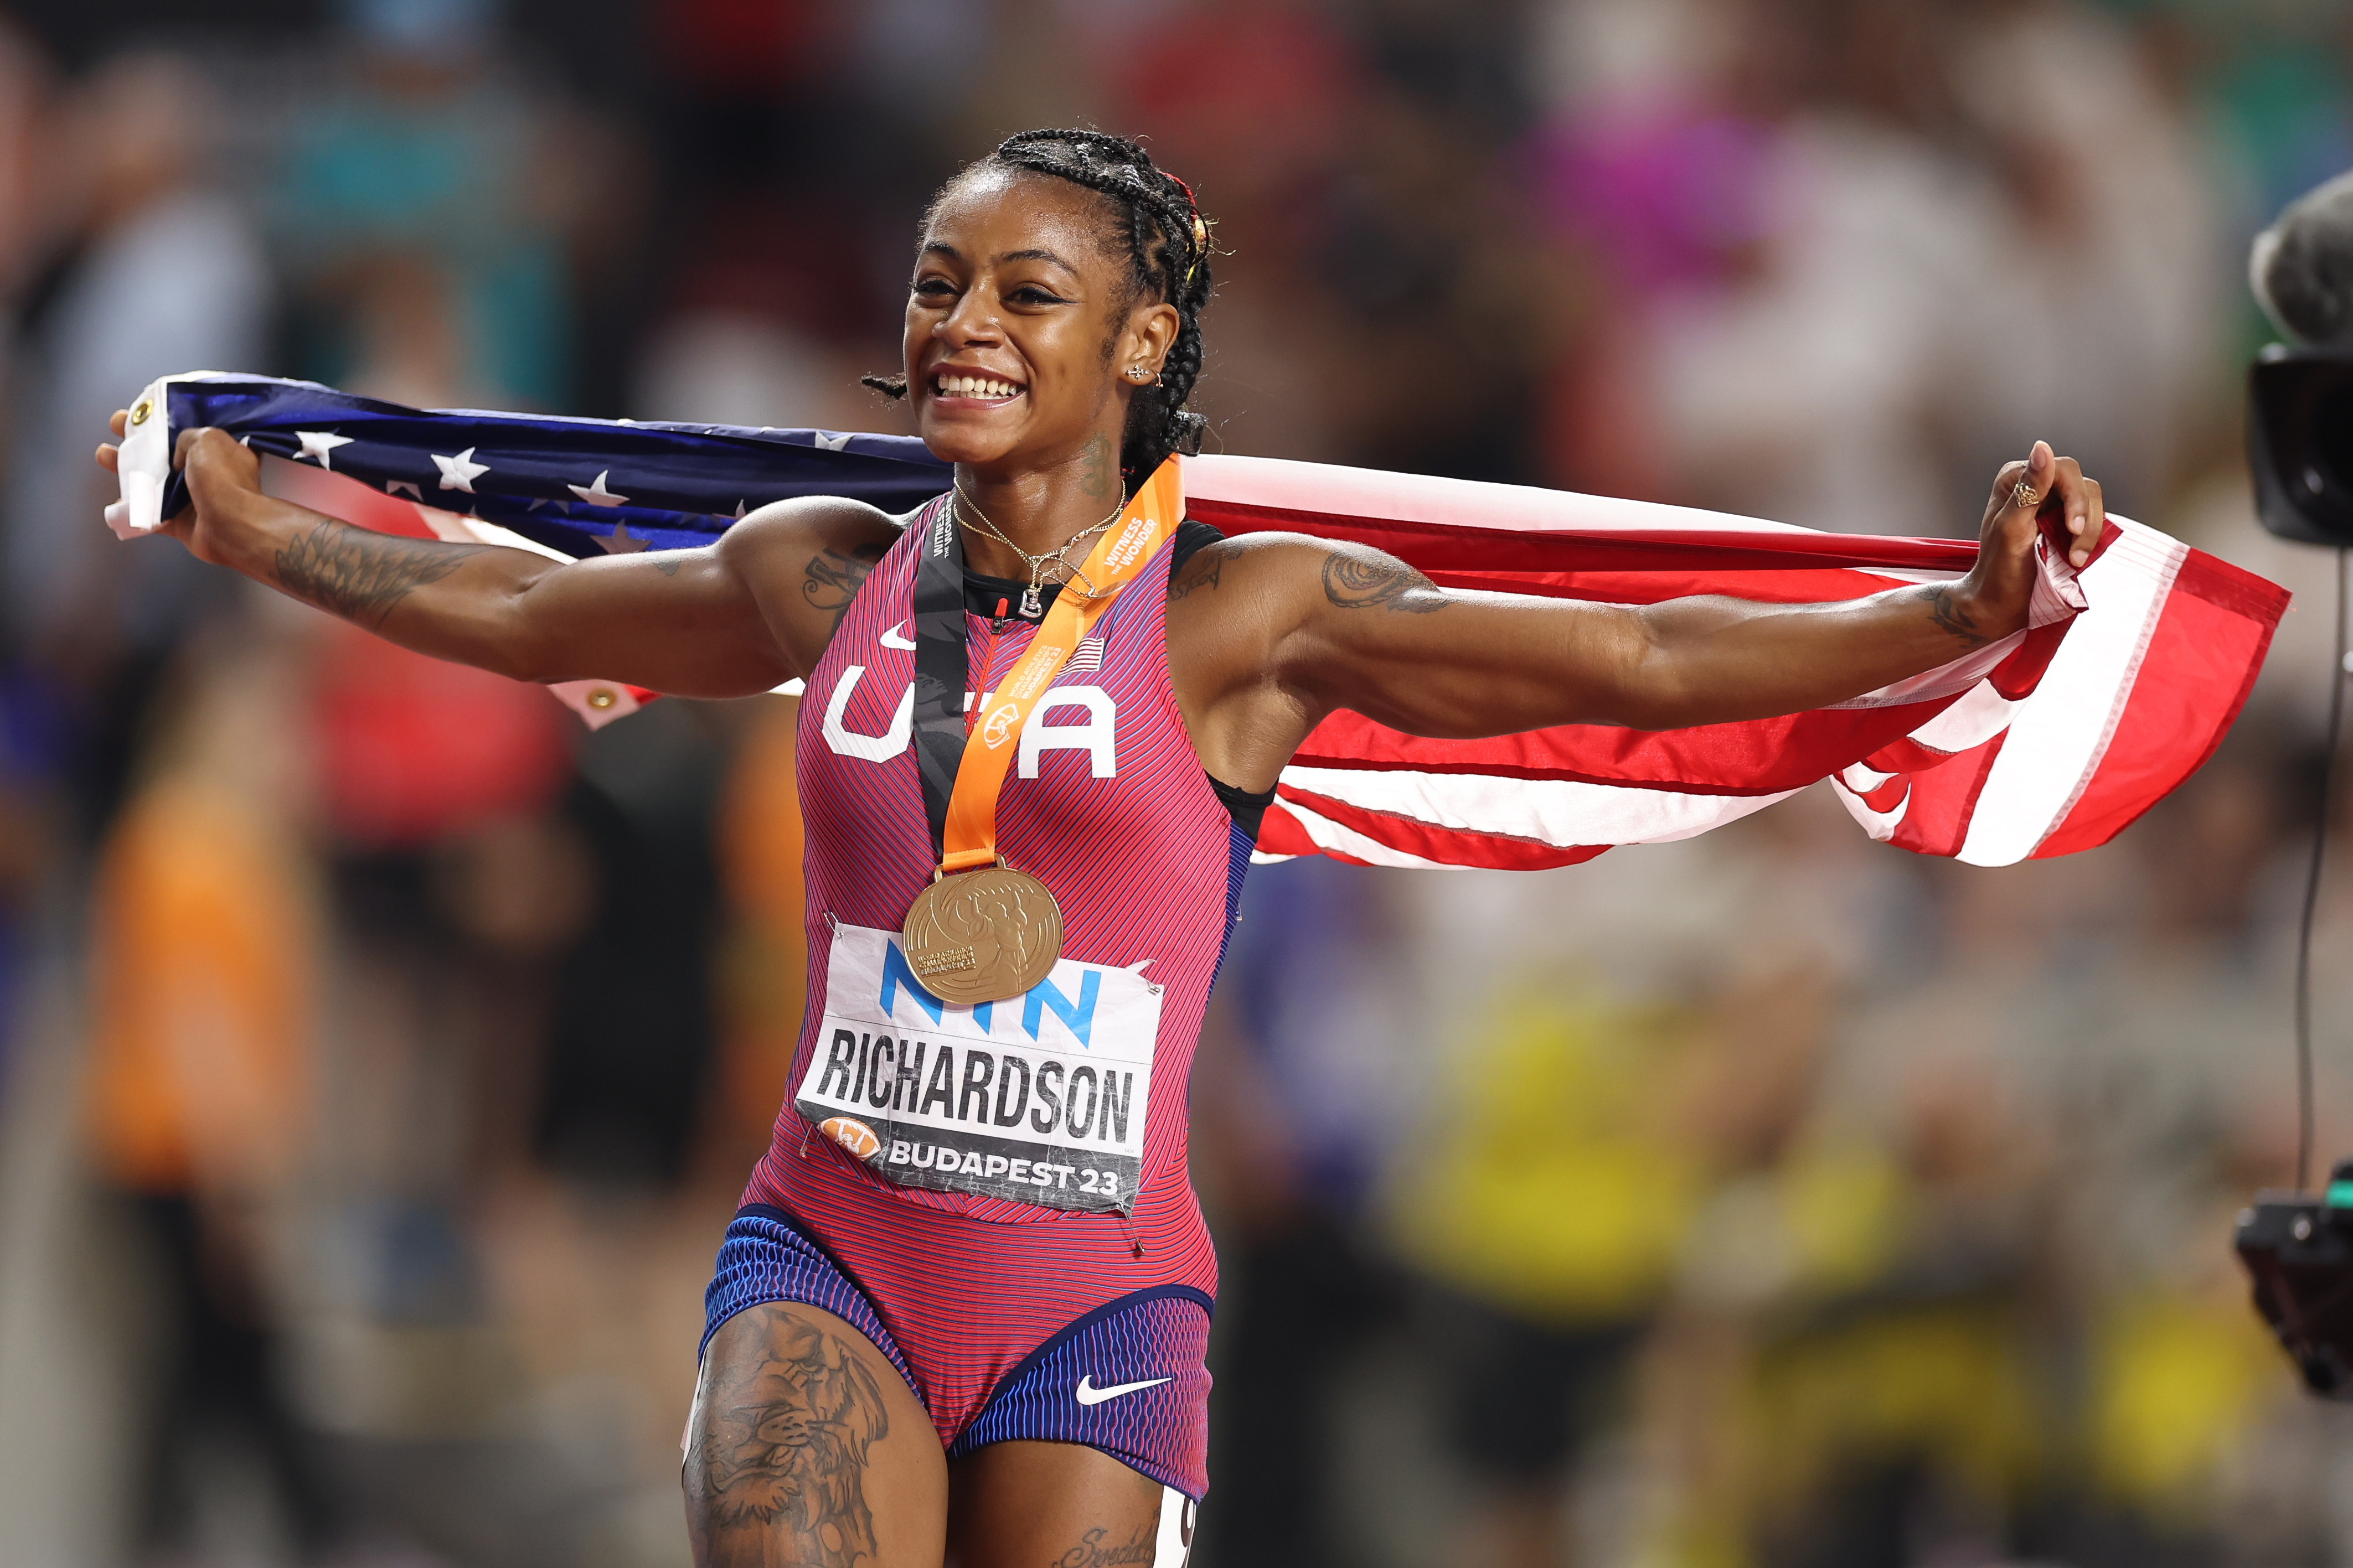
797 458 1184 1214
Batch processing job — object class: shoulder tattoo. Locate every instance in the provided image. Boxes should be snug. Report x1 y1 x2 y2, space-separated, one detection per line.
273 521 490 629
1166 539 1240 604
802 542 887 632
1321 550 1446 613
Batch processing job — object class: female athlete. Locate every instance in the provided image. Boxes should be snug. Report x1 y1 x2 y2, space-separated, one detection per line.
98 129 2103 1567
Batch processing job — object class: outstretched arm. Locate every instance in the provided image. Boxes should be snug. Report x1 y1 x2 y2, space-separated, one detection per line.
1169 444 2102 785
96 417 896 697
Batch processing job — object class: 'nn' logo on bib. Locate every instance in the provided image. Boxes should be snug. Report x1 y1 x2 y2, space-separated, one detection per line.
880 939 1102 1047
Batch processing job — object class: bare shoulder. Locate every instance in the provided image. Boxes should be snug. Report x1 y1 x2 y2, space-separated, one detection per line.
719 494 904 574
719 494 909 656
1163 529 1317 605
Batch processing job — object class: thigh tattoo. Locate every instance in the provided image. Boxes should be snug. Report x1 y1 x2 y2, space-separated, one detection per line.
1047 1522 1157 1567
692 1310 893 1566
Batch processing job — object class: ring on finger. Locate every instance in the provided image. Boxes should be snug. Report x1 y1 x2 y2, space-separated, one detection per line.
2011 478 2040 510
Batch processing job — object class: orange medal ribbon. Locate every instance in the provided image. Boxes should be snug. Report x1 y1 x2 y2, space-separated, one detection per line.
938 457 1183 873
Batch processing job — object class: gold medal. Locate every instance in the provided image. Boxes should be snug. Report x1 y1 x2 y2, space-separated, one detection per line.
899 862 1065 1006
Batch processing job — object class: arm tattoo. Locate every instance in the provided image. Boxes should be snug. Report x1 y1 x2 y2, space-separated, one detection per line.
649 555 682 576
690 1310 891 1566
1165 540 1238 604
1321 551 1446 613
272 521 490 629
1926 584 1992 648
802 544 885 633
1079 430 1116 501
1050 1523 1157 1567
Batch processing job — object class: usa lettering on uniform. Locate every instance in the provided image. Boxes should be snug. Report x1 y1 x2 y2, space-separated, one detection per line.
824 665 1119 778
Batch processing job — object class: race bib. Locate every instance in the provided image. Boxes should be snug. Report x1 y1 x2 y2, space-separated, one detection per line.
794 923 1162 1213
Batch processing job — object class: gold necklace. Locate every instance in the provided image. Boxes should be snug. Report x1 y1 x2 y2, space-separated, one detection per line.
952 481 1125 620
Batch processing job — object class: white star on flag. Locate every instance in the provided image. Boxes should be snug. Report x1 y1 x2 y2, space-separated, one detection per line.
814 432 852 452
432 447 490 493
385 480 422 500
733 500 747 519
295 431 353 469
569 470 629 506
595 522 651 553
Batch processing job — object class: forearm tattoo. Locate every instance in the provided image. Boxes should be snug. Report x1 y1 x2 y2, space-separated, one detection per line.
803 544 885 633
1050 1523 1157 1567
1321 550 1446 613
1165 540 1238 603
1926 584 1992 648
272 521 490 629
689 1309 891 1566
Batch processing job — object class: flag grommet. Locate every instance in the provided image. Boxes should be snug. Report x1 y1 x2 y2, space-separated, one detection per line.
587 687 617 710
130 399 152 426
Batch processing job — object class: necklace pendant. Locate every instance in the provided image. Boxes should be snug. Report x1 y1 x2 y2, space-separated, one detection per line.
1019 586 1043 620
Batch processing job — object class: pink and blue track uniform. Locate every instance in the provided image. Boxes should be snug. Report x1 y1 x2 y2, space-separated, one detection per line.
701 498 1251 1499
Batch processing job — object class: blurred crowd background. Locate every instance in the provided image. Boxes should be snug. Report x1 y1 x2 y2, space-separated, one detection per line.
0 0 2349 1564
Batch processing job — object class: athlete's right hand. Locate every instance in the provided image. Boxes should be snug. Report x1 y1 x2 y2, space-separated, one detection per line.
96 410 264 566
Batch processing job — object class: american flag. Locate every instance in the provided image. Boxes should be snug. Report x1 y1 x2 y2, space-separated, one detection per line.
110 372 2287 870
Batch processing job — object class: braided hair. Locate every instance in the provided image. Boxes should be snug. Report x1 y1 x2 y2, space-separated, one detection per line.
866 129 1215 489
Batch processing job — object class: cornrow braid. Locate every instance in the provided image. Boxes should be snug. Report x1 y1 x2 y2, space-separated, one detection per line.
864 128 1216 492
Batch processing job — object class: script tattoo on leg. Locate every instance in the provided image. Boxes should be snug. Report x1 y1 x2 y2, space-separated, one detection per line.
689 1308 892 1567
1925 584 1992 648
1320 551 1447 613
1048 1523 1158 1567
803 544 886 634
272 521 489 629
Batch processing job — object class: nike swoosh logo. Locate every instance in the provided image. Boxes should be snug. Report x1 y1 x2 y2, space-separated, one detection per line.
881 620 918 650
1075 1374 1172 1406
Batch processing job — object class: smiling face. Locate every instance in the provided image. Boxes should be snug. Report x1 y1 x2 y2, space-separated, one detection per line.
903 168 1178 474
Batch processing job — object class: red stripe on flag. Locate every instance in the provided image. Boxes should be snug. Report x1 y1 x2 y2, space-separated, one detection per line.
1272 785 1615 870
1292 701 1970 794
2031 578 2282 858
1887 729 2010 858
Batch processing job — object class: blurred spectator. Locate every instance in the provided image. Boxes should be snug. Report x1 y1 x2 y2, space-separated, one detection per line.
2 50 267 839
1191 857 1428 1568
710 694 809 1171
82 628 339 1561
275 0 598 408
1393 981 1709 1568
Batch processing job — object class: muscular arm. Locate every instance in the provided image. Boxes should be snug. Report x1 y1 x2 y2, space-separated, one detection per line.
105 424 896 697
1168 444 2103 789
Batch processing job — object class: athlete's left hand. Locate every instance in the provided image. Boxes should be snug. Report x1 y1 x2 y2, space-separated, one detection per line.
1959 440 2104 637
